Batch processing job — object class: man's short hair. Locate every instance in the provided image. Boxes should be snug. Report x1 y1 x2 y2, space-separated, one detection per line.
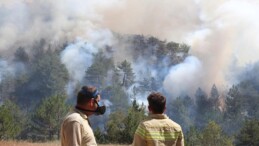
147 92 166 114
77 86 98 105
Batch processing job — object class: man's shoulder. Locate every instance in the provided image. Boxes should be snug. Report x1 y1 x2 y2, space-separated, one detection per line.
63 111 85 124
166 119 182 131
140 117 182 132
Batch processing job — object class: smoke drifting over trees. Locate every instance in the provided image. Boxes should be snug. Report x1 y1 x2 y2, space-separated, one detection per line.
1 0 259 144
1 0 259 97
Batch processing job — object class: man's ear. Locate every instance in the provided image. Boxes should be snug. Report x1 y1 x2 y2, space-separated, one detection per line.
163 105 166 112
148 105 151 112
90 98 95 107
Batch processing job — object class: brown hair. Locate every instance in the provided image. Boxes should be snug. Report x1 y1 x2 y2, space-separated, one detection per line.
147 92 166 114
77 86 97 105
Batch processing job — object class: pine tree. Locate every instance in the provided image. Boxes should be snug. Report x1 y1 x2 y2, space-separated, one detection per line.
120 99 146 143
168 96 195 132
223 85 244 134
85 51 114 89
185 126 202 146
103 99 146 144
105 111 126 143
14 47 30 63
0 100 25 140
29 94 69 141
14 49 69 108
235 119 259 146
201 121 233 146
194 87 209 128
118 60 135 88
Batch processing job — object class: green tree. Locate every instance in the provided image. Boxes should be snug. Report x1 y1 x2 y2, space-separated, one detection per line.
210 84 220 99
179 43 190 53
166 41 189 65
223 85 245 134
131 35 148 60
185 126 202 146
29 94 69 141
238 80 259 119
234 63 259 119
109 85 129 111
207 84 222 123
32 39 46 59
32 49 69 97
105 111 126 143
14 47 29 63
118 60 135 88
85 51 114 89
120 99 146 143
138 69 158 92
156 40 167 60
194 87 210 128
94 127 107 144
0 100 25 140
15 49 69 107
0 74 15 101
111 67 121 85
104 99 146 144
235 119 259 146
168 96 194 132
166 41 179 53
200 121 233 146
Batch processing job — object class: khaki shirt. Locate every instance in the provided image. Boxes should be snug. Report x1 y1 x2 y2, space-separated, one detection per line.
132 114 184 146
61 108 97 146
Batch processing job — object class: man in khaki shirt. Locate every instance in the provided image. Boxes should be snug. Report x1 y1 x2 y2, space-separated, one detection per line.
132 92 184 146
61 86 106 146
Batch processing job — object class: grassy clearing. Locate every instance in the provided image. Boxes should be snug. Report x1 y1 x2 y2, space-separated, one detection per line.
0 141 60 146
0 141 130 146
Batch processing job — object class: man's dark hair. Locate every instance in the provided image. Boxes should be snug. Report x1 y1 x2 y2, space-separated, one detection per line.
147 92 166 114
77 86 97 105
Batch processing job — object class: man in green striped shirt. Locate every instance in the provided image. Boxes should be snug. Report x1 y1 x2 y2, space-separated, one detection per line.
132 92 184 146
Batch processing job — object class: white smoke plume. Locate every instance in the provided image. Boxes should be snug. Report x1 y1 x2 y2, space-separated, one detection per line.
1 0 259 98
0 60 11 83
163 56 203 97
60 39 96 95
0 59 26 84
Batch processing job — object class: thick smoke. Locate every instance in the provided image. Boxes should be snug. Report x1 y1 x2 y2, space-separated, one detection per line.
60 39 98 96
1 0 259 98
0 59 26 84
0 0 110 54
163 56 202 97
0 60 12 83
184 0 259 93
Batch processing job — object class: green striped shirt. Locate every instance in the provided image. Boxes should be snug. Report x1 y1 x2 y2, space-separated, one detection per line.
133 114 184 146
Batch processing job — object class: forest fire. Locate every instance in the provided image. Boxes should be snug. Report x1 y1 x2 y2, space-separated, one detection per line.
0 0 259 145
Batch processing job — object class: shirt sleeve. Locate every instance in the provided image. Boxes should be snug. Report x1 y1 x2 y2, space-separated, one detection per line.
63 121 82 146
132 123 147 146
176 131 184 146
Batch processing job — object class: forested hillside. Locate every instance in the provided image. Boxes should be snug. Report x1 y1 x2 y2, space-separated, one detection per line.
0 34 259 145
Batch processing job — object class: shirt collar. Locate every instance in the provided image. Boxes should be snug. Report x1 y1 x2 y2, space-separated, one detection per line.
148 113 169 119
73 107 88 120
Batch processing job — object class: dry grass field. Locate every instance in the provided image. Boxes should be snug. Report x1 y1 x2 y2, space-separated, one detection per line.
0 141 130 146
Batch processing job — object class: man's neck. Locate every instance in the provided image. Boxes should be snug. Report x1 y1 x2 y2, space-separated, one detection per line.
75 105 93 116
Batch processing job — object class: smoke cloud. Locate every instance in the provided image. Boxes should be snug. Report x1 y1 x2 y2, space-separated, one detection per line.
1 0 259 97
163 56 203 97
